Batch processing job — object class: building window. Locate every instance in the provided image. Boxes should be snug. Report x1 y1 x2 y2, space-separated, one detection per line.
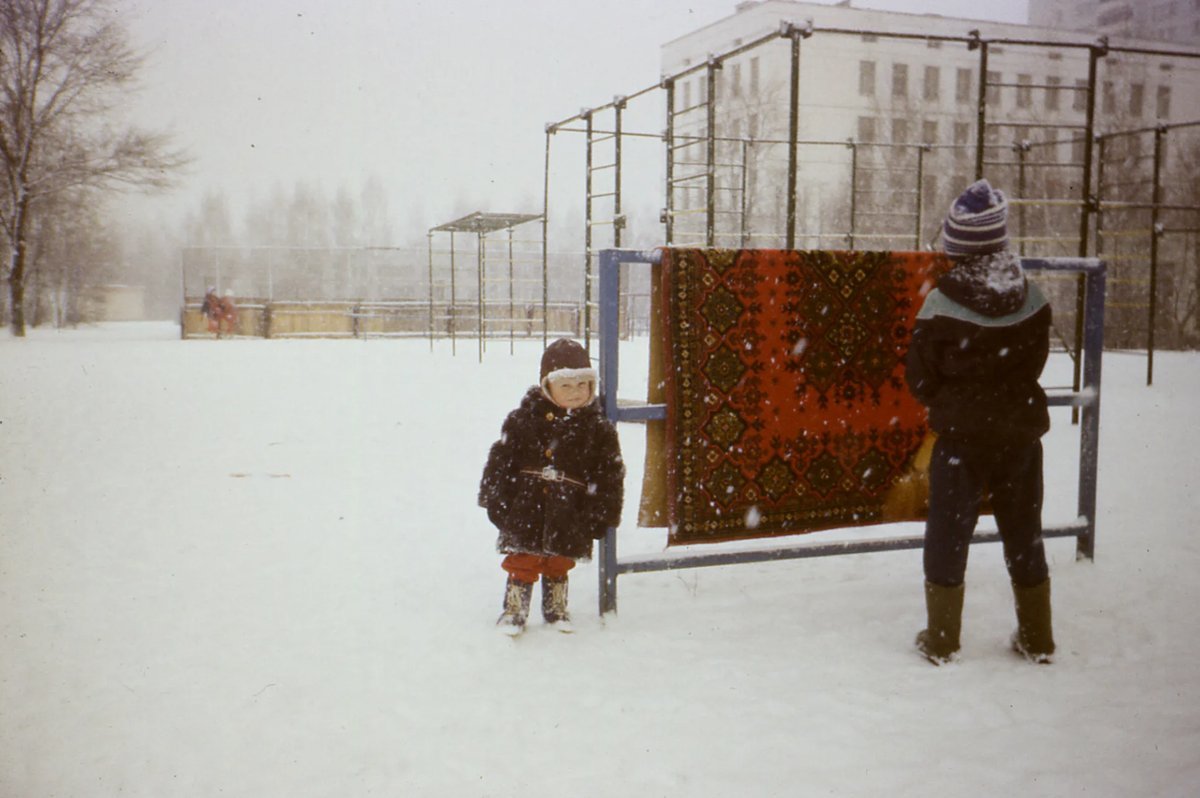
892 118 909 143
922 119 938 144
681 80 691 110
857 116 877 142
924 66 940 101
986 71 1001 105
859 61 876 97
1157 85 1171 118
956 68 973 103
730 63 742 97
750 57 759 93
1129 83 1144 117
954 121 971 145
1074 79 1088 111
1103 81 1116 114
893 63 909 98
1017 74 1032 108
1045 76 1062 110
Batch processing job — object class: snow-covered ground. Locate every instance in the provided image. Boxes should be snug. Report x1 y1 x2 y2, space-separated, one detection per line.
1 323 1197 797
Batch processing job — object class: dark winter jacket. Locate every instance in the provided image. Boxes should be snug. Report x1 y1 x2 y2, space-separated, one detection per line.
478 387 625 560
905 249 1052 444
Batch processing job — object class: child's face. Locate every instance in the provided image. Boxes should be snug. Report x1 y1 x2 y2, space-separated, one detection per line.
547 378 593 409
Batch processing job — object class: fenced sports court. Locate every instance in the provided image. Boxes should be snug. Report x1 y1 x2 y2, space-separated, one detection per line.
182 23 1199 386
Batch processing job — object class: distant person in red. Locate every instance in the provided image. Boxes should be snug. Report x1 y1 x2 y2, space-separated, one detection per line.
201 287 238 338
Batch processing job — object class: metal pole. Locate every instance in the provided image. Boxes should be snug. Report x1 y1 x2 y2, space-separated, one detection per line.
426 232 434 352
542 127 553 348
1072 38 1106 421
973 33 989 181
706 57 719 247
848 141 858 249
1016 140 1029 256
584 110 594 350
597 249 622 615
915 144 929 249
1077 260 1106 561
477 230 485 363
449 231 457 356
508 226 515 355
663 78 676 245
1095 136 1107 265
614 97 625 249
741 138 751 246
787 29 801 249
1148 124 1165 386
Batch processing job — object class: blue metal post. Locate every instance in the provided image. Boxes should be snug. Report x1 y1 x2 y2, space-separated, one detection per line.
598 249 622 614
1078 261 1106 559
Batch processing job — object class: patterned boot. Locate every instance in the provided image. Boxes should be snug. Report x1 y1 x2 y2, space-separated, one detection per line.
1011 579 1055 664
497 576 533 637
541 575 573 633
915 581 964 665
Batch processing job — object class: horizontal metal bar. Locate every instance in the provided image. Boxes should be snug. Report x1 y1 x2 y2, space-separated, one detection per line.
615 403 667 423
988 120 1087 128
1046 388 1097 408
984 160 1081 168
1009 198 1086 207
1102 201 1200 212
615 523 1088 575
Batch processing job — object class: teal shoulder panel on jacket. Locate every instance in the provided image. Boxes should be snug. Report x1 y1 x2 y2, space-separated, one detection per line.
916 282 1048 327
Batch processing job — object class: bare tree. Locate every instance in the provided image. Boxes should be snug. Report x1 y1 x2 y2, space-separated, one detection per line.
0 0 188 335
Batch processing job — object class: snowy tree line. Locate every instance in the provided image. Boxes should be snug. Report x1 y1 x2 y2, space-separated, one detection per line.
0 0 187 334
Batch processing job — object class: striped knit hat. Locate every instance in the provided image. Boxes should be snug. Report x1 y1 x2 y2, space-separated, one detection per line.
942 179 1009 258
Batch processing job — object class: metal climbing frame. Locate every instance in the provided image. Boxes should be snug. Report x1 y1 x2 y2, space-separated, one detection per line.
427 211 545 360
1095 119 1200 384
546 23 1197 396
595 248 1106 615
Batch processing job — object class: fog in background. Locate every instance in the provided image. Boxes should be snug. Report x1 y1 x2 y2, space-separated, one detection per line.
115 0 1031 245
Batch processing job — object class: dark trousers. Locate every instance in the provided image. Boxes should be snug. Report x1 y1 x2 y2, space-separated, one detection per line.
924 435 1049 588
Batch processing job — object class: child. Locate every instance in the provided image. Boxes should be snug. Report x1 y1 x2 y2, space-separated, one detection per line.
201 287 238 338
905 179 1056 665
478 338 625 635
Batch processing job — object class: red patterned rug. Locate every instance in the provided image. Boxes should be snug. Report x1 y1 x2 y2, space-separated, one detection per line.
660 248 949 545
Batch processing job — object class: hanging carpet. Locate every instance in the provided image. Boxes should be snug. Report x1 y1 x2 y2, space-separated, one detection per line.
654 248 948 546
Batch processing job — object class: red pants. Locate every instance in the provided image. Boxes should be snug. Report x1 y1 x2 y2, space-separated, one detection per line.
502 553 575 584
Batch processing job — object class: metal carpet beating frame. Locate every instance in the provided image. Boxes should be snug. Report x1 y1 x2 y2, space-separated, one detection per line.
595 248 1106 615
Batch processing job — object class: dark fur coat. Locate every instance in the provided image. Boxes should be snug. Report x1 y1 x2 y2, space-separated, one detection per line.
478 387 625 560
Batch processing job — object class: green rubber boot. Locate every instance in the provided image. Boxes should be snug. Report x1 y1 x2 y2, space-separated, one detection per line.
915 581 964 665
1011 579 1056 664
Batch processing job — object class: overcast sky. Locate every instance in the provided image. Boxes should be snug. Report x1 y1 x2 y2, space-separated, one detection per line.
116 0 1031 240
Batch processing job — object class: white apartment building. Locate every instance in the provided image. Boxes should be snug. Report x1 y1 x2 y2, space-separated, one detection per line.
656 0 1200 250
1030 0 1200 46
